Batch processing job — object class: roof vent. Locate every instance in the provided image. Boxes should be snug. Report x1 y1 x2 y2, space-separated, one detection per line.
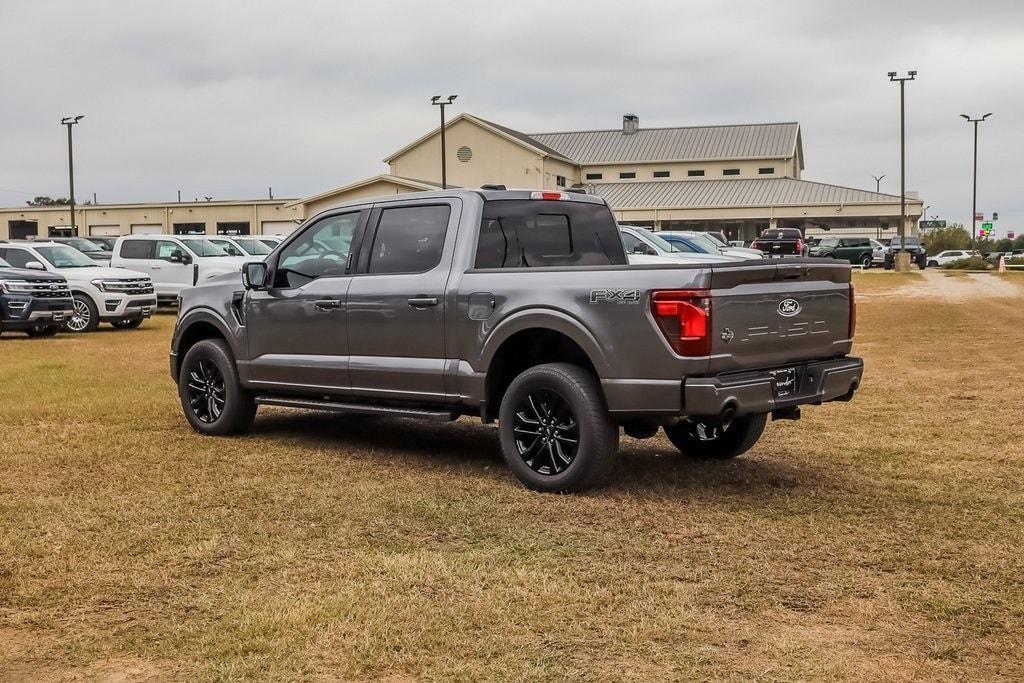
622 114 639 135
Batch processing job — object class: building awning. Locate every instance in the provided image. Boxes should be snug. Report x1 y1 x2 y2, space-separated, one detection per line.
589 177 915 210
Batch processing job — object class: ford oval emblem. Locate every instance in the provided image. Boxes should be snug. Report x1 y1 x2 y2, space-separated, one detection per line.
778 298 801 317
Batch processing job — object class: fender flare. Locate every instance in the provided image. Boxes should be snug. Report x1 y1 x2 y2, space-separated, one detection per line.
476 308 611 376
171 307 238 373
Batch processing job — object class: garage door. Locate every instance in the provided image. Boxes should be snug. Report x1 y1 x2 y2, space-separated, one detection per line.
131 224 163 235
89 225 122 237
261 220 300 235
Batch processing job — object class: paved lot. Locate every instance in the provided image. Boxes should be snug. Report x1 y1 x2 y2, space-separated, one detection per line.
1 276 1023 680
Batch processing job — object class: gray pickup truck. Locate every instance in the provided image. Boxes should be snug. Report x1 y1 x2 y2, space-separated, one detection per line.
170 188 863 492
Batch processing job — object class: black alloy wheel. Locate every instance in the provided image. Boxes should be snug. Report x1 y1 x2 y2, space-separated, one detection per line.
512 388 580 476
185 358 227 424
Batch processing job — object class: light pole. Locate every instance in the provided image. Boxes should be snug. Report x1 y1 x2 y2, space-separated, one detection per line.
431 95 457 189
888 71 916 257
960 113 992 244
61 115 84 235
872 174 885 192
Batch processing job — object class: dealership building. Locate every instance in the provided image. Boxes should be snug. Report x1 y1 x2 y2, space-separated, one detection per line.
0 113 922 242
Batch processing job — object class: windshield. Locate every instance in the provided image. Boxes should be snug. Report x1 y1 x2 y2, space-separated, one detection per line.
639 230 681 253
705 232 729 246
234 238 272 255
89 237 116 251
64 237 105 253
687 233 727 253
35 245 97 268
891 237 920 247
178 238 230 257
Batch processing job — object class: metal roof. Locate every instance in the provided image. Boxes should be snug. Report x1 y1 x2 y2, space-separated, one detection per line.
530 122 801 165
471 116 576 163
591 177 909 210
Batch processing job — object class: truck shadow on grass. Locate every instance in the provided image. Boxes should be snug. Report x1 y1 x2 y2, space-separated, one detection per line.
250 411 821 497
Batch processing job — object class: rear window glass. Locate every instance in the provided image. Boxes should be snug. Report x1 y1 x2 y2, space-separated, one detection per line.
760 229 802 240
475 200 627 268
119 240 154 259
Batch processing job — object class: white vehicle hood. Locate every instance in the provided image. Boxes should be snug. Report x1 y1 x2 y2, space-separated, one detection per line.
721 247 764 259
629 253 739 264
56 265 151 281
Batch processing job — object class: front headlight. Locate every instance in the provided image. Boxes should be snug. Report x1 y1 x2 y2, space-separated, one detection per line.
90 278 107 292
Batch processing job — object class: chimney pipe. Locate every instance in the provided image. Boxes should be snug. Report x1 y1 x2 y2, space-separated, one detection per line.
623 114 639 135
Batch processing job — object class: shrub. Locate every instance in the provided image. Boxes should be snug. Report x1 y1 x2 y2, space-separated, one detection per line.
941 256 992 270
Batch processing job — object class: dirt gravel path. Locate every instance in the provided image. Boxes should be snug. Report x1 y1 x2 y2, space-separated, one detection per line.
861 271 1022 301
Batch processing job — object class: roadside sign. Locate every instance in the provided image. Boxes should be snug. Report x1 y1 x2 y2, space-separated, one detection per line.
919 220 946 229
975 212 984 221
1009 231 1016 239
982 222 993 231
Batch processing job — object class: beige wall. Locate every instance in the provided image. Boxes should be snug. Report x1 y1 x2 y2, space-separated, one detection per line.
542 157 581 190
0 200 302 239
389 118 545 190
581 158 794 183
303 181 424 217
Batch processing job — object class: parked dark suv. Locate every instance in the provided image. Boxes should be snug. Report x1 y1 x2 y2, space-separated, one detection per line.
809 237 874 268
0 256 74 337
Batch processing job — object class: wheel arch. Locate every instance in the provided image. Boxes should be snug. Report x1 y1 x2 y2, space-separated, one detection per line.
172 309 235 380
479 309 610 421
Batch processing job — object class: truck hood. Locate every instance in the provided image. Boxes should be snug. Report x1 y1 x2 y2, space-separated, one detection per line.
630 253 737 265
0 267 66 282
722 247 764 259
57 266 150 281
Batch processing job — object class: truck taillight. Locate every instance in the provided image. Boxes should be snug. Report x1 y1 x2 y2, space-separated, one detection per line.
849 284 856 338
651 290 712 356
750 240 759 249
796 238 804 254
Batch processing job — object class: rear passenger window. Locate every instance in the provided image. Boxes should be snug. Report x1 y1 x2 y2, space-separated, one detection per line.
475 200 627 268
119 240 154 259
368 205 450 274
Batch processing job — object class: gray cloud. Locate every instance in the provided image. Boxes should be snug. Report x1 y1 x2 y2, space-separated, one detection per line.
1 0 1020 234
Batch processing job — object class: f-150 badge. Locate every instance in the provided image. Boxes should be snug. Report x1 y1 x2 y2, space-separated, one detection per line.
590 288 641 304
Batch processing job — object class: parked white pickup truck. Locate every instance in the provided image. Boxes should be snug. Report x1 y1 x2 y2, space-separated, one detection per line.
111 235 246 302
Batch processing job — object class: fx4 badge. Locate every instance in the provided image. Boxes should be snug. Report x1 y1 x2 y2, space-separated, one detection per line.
590 288 641 304
778 298 801 317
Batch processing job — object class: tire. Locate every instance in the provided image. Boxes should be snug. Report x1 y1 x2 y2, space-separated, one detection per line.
25 325 61 338
65 294 100 333
663 413 767 460
859 255 872 269
111 319 143 330
927 260 938 268
498 362 618 493
177 338 256 436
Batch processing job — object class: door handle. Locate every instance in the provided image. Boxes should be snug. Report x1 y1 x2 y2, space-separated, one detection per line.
314 299 342 311
407 296 439 308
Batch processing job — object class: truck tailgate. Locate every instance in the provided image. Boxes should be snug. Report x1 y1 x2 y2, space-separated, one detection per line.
708 261 853 371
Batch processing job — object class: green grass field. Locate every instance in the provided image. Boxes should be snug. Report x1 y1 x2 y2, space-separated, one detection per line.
2 277 1023 681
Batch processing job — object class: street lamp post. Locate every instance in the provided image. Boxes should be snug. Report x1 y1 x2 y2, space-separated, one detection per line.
872 174 885 192
430 95 457 189
888 71 916 260
60 115 84 235
960 113 992 244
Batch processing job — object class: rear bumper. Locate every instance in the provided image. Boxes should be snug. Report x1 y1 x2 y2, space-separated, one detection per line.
683 356 863 417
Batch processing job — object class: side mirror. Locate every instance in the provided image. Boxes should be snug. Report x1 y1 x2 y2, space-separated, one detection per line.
25 261 45 270
170 249 192 265
242 261 269 290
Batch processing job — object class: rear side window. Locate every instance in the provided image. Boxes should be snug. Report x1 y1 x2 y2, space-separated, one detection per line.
367 205 450 274
475 200 627 268
0 248 33 268
119 240 154 259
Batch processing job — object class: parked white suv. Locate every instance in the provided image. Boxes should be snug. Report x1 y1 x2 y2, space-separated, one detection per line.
110 235 246 301
0 241 155 332
928 250 980 267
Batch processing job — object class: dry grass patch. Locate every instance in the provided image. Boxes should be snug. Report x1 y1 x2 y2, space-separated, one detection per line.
2 289 1023 680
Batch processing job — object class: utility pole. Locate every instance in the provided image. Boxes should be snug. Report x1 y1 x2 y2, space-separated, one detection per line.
960 113 992 244
887 71 916 262
431 95 457 189
60 116 84 234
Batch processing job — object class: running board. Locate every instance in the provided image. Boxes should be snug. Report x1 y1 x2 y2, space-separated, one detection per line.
255 396 459 421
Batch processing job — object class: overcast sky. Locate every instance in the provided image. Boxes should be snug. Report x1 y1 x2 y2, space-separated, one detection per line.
1 1 1021 236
